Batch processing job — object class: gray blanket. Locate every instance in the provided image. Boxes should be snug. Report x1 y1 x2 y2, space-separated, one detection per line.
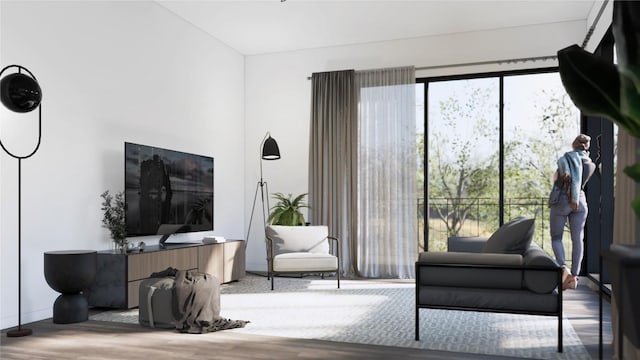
173 269 248 334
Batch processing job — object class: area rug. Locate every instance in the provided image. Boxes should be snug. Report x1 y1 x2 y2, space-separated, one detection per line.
90 275 590 360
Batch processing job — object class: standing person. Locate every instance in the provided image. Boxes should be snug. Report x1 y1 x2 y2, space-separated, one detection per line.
549 134 596 290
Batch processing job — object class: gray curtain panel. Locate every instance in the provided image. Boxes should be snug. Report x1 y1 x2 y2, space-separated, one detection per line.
309 70 359 276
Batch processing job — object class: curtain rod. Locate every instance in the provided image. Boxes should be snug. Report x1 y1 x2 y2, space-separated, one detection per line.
414 55 557 71
305 54 556 79
582 0 609 49
308 0 610 78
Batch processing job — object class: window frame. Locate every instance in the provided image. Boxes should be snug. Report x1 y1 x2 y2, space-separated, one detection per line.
416 64 615 280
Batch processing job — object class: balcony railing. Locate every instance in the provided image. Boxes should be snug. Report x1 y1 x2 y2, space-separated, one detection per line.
418 197 567 261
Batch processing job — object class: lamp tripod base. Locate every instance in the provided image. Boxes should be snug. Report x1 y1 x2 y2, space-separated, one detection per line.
7 327 32 337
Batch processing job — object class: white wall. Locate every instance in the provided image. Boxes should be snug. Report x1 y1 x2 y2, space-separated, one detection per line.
243 19 603 271
0 1 245 329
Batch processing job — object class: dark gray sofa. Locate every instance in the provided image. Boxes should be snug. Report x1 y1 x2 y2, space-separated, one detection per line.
415 217 564 352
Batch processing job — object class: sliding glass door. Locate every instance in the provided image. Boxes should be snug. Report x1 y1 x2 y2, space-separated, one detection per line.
417 69 585 257
503 73 580 259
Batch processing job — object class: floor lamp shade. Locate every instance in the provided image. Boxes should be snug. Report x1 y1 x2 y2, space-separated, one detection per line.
0 68 42 113
262 135 281 160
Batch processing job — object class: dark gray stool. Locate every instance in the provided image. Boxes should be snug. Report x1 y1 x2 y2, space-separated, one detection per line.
44 250 97 324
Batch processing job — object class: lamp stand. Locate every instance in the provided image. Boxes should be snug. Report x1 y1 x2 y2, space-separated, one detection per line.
246 173 271 250
6 159 32 337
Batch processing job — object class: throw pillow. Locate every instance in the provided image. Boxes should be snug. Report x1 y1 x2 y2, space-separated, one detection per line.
481 217 535 254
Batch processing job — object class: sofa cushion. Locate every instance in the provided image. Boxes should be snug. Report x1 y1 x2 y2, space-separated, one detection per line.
481 217 535 254
523 243 560 294
417 286 559 314
417 252 523 290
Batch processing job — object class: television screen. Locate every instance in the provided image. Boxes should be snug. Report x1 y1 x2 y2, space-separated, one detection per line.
124 142 214 239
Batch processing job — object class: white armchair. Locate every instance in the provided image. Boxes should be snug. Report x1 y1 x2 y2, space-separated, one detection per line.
265 225 340 290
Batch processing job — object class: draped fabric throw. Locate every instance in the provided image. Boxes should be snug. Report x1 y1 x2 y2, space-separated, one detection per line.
174 270 249 334
309 66 416 278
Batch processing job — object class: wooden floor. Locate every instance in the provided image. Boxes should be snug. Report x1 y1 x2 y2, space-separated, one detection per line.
1 279 614 360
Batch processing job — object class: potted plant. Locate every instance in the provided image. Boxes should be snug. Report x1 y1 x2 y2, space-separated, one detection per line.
268 192 309 226
101 190 127 253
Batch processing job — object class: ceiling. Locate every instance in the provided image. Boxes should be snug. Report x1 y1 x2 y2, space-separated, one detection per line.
157 0 598 56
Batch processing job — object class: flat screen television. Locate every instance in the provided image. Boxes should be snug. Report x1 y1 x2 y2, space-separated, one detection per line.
124 142 214 245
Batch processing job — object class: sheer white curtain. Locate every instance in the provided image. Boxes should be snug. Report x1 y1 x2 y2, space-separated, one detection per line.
356 67 416 278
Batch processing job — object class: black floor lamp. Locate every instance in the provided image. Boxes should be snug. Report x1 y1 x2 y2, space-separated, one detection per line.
0 65 43 337
246 132 280 248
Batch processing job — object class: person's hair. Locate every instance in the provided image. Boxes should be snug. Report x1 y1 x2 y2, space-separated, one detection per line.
572 134 591 151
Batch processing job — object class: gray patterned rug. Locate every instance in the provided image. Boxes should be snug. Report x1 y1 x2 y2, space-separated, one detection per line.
90 274 590 359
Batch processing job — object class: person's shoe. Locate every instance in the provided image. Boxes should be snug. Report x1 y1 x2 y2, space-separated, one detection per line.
562 267 571 283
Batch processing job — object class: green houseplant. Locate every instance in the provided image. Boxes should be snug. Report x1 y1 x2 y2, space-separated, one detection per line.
268 192 309 226
101 190 127 252
557 0 640 218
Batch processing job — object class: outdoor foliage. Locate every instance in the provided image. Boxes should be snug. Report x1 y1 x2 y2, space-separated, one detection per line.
428 85 499 238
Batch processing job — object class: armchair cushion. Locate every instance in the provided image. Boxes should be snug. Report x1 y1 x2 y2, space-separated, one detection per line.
481 217 535 254
273 252 338 272
266 225 330 255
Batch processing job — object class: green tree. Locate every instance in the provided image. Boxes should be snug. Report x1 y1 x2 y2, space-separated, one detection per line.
428 85 499 241
504 91 578 202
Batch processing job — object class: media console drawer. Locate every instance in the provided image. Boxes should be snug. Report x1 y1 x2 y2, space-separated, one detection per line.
87 240 245 309
128 247 198 281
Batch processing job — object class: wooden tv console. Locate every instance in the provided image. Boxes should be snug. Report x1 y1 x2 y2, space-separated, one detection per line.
86 240 245 309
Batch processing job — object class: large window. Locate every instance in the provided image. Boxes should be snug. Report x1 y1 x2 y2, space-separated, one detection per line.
417 69 583 261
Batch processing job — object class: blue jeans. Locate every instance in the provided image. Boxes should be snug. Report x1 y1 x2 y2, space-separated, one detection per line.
549 190 588 276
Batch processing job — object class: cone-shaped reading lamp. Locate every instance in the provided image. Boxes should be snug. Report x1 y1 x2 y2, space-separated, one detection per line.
261 135 281 160
246 132 280 248
1 65 43 337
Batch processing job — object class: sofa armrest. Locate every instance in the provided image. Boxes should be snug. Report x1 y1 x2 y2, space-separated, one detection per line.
447 236 488 253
